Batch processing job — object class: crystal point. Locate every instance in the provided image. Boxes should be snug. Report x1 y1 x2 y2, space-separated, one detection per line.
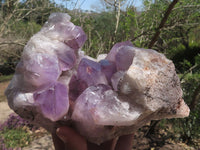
72 85 141 126
99 59 116 82
16 53 61 91
65 26 87 49
33 82 69 121
77 58 108 86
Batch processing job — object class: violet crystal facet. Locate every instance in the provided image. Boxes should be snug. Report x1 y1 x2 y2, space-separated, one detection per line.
77 58 108 86
5 13 190 144
33 82 69 121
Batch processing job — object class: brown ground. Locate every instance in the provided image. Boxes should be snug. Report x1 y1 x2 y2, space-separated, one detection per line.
0 81 14 123
0 101 14 124
0 81 9 102
132 125 196 150
0 81 197 150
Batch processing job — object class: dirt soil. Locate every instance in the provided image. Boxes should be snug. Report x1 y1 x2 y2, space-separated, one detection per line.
0 81 9 102
0 102 14 124
132 126 196 150
22 134 54 150
0 81 14 123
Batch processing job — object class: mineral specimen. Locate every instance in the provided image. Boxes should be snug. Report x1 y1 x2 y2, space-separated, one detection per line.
5 13 190 144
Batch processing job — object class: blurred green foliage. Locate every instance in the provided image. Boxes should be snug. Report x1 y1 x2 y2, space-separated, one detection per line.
0 128 31 148
170 72 200 147
0 74 13 82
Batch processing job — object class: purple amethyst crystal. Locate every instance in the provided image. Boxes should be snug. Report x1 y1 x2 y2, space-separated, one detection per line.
99 59 116 82
106 41 135 71
5 13 190 144
65 26 87 50
33 82 69 121
77 58 108 86
5 13 86 121
15 53 61 92
68 74 88 101
56 46 76 71
106 41 133 62
72 84 141 126
115 46 135 71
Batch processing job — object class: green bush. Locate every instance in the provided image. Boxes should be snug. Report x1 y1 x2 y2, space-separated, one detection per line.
0 74 13 82
11 21 41 39
169 73 200 147
0 128 31 148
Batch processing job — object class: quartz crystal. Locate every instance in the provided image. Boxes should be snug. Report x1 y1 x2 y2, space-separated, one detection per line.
15 53 61 92
99 59 116 83
5 13 190 144
77 58 108 86
72 84 142 126
33 82 69 121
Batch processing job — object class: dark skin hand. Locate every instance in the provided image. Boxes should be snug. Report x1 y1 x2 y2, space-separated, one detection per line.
52 126 134 150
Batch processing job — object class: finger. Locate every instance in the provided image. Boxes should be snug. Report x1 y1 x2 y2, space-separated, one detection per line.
56 126 87 150
52 133 65 150
87 137 118 150
100 137 118 150
115 133 134 150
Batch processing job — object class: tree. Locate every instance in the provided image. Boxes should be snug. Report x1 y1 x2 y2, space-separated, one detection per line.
131 0 200 52
148 0 179 48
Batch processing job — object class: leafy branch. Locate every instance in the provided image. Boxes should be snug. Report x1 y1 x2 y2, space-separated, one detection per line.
148 0 179 48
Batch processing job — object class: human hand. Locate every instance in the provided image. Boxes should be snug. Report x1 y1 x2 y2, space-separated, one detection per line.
52 126 134 150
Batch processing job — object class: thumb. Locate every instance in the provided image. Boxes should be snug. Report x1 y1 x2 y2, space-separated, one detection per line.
56 126 87 150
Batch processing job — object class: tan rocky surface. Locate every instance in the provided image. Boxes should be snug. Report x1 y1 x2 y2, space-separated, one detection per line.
22 134 54 150
0 81 13 124
0 102 14 124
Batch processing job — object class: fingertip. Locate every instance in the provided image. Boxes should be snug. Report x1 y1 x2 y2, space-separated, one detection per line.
56 126 87 150
52 132 65 150
56 126 68 142
56 127 60 134
115 133 134 150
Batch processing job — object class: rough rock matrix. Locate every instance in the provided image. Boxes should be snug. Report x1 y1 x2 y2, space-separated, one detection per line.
5 13 190 144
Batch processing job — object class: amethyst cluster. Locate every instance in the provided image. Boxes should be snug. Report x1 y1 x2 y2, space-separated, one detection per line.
5 13 190 144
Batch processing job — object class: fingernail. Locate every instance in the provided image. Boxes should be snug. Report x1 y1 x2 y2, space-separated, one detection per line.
56 127 66 142
56 128 60 133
